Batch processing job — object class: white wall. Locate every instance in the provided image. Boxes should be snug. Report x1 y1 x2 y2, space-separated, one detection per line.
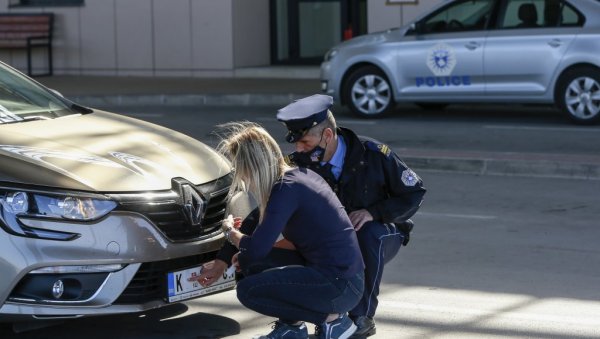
115 0 153 76
192 0 235 76
0 0 241 76
232 0 270 67
80 0 116 75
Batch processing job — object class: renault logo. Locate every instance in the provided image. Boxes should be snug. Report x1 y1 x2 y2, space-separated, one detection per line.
172 178 208 227
181 184 205 226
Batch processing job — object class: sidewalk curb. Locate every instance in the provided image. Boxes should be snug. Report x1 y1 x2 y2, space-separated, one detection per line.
405 156 600 180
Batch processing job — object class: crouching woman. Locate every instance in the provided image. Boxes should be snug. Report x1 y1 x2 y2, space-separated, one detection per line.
218 122 364 339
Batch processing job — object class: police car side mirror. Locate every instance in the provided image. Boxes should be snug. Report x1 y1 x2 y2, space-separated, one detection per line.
406 22 421 36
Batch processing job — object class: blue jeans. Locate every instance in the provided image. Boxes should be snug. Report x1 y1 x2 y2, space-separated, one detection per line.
241 248 306 277
236 266 364 324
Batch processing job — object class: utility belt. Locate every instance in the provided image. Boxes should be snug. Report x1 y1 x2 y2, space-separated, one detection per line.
394 219 414 246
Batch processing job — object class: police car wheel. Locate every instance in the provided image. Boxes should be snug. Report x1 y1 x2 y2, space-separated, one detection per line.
343 66 394 118
556 66 600 125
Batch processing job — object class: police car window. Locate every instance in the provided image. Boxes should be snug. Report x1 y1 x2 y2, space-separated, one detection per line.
498 0 583 29
499 0 542 28
560 3 584 27
421 0 494 34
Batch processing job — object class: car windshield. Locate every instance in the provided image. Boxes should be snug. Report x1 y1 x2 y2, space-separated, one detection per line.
421 0 494 33
0 64 77 124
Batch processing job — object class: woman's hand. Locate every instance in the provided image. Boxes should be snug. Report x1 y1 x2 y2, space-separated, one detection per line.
222 214 235 231
222 214 242 230
190 259 228 287
348 209 373 231
223 214 243 247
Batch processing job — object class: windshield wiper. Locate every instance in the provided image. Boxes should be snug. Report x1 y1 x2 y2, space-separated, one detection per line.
71 103 93 114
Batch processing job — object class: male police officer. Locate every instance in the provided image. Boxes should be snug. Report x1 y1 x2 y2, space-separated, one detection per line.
277 94 426 338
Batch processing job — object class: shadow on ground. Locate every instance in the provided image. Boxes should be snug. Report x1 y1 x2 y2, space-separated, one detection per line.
1 304 239 339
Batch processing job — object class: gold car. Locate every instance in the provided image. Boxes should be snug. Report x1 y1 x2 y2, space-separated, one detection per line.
0 61 245 326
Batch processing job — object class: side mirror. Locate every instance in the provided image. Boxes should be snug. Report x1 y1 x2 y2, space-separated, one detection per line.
407 22 419 35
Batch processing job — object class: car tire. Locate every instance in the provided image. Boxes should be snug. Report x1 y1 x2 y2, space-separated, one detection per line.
416 103 448 111
556 67 600 125
343 66 394 118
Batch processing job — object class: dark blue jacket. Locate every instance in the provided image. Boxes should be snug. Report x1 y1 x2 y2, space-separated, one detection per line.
237 167 364 279
289 127 426 228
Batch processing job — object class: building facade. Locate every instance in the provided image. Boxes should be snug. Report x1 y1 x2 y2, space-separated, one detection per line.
0 0 443 77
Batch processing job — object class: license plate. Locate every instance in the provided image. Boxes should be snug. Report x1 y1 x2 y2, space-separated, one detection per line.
166 265 236 303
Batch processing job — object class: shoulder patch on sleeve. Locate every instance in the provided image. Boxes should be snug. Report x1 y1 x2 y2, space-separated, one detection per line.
365 140 391 158
401 169 419 186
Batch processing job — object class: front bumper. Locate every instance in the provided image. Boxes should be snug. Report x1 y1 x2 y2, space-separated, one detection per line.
0 211 226 321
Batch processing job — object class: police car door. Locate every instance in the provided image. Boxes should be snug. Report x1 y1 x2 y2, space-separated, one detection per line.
399 0 493 99
484 0 578 97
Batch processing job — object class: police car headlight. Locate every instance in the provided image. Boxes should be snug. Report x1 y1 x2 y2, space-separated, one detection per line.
324 48 338 62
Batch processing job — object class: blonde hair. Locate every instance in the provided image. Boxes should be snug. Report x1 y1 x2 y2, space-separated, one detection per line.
217 121 291 222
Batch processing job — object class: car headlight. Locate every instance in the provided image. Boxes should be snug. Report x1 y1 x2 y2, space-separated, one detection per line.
0 189 117 240
324 48 338 62
2 191 116 221
33 194 116 221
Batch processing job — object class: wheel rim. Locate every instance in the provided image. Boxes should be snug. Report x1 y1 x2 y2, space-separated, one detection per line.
351 74 391 115
564 76 600 120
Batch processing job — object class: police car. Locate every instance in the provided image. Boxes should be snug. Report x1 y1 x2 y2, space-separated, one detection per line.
320 0 600 124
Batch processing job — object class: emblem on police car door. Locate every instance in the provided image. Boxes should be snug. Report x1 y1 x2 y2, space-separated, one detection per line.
401 169 419 187
427 43 456 76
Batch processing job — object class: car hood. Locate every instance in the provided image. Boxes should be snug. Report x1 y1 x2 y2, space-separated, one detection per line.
338 27 406 48
0 111 231 192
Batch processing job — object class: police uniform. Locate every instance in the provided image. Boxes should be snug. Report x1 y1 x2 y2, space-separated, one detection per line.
277 94 426 335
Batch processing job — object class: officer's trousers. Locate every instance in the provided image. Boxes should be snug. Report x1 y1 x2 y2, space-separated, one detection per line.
350 221 404 319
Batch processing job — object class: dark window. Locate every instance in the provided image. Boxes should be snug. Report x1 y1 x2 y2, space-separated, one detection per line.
560 3 585 27
418 0 495 34
498 0 584 29
9 0 84 7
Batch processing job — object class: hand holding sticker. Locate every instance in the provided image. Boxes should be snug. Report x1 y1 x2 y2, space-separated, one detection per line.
221 214 234 232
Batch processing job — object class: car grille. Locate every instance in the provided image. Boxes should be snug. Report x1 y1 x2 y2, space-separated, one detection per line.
111 175 232 242
114 253 216 304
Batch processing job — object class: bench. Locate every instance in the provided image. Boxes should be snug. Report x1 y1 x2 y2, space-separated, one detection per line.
0 13 54 76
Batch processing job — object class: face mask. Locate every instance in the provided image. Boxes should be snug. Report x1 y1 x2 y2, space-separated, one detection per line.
291 132 328 166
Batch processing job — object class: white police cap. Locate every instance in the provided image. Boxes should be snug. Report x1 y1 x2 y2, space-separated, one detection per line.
276 94 333 143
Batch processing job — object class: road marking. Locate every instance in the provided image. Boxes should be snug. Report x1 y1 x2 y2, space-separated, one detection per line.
483 125 600 133
417 212 497 220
